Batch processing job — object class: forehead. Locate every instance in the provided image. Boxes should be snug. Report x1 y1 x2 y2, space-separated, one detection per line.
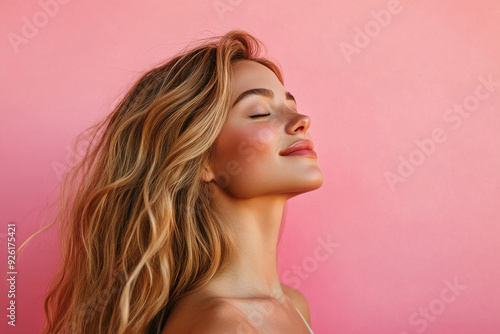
230 60 284 101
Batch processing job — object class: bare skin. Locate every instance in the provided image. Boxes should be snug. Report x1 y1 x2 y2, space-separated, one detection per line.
162 60 324 333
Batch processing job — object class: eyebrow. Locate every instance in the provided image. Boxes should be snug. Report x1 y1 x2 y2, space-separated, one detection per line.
231 88 296 107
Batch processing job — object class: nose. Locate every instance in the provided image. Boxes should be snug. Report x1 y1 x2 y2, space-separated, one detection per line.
285 112 311 134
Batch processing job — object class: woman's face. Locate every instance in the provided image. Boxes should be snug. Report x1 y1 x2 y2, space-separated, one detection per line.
208 60 324 199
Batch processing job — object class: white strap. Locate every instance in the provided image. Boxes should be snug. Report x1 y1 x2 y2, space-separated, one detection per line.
294 306 314 334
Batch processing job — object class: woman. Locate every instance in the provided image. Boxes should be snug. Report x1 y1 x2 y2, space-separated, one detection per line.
26 29 323 333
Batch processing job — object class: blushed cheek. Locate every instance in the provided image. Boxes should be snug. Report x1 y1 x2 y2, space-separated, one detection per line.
213 124 280 187
236 125 278 163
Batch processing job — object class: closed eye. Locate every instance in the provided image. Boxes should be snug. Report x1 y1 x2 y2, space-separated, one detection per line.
250 113 271 118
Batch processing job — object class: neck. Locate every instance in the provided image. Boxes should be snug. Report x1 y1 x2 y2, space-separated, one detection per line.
205 192 289 302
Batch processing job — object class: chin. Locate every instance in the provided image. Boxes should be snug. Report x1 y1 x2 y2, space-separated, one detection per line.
302 167 324 188
284 171 324 198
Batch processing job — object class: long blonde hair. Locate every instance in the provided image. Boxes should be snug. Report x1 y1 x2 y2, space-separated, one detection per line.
18 30 284 333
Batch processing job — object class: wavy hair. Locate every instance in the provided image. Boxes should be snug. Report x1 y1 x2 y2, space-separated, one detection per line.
18 30 284 333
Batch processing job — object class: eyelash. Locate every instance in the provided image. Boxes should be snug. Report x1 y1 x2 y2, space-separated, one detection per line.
250 113 271 118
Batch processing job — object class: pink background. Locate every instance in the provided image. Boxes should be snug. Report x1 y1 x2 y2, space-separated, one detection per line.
1 0 500 333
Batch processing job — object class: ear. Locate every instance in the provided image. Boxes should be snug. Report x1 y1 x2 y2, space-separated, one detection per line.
201 163 215 183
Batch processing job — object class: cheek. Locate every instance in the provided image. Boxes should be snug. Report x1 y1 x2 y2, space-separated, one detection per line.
213 123 280 185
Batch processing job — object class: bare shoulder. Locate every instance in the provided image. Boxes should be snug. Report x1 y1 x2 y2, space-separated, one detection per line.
280 283 311 324
189 300 258 334
162 296 257 334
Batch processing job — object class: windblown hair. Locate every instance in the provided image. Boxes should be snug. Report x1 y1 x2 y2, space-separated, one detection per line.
19 30 284 333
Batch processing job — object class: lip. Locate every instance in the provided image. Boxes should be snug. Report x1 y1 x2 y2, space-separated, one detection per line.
279 139 317 157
